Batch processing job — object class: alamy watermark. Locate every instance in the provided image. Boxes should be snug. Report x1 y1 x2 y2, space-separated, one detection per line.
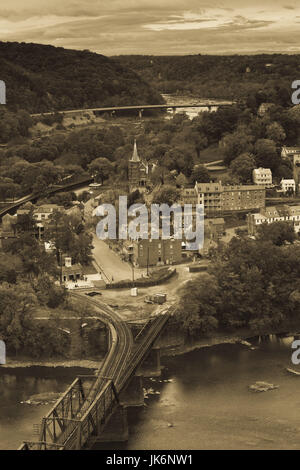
0 340 6 365
95 196 204 250
0 81 6 105
291 340 300 365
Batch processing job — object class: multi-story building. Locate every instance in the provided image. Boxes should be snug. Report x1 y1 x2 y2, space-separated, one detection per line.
195 182 223 214
194 182 265 214
32 204 64 239
252 168 272 188
221 185 265 211
247 205 300 235
131 239 182 268
280 179 296 194
179 185 198 205
128 140 149 191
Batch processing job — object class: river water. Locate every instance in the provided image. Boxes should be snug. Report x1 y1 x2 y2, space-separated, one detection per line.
1 336 300 450
161 94 229 119
0 366 90 450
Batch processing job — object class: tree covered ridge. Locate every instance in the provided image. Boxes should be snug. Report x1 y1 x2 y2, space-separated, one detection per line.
114 54 298 104
0 42 163 113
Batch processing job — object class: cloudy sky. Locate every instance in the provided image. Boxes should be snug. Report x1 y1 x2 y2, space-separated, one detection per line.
1 0 300 55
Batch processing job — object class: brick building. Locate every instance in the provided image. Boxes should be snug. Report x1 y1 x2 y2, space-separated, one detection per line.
221 185 265 212
179 185 198 205
194 182 265 215
131 239 182 268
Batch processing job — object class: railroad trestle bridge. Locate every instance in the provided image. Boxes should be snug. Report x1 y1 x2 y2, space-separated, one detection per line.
19 294 170 450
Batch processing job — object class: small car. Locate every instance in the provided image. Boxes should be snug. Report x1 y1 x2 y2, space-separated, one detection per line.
85 291 102 297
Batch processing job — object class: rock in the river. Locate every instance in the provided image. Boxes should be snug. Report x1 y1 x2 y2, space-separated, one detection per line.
21 392 62 405
249 381 279 392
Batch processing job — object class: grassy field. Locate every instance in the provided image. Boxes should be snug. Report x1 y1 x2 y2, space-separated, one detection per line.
200 145 224 164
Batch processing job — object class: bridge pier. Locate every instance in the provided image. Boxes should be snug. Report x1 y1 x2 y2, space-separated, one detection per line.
119 375 144 407
137 347 161 377
94 405 128 443
172 107 176 116
138 109 144 120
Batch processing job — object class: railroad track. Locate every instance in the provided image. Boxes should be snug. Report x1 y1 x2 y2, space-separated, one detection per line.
19 293 169 450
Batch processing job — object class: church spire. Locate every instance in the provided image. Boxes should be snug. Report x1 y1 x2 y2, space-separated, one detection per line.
131 139 140 162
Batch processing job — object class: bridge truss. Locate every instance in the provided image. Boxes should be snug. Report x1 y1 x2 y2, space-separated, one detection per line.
19 314 169 450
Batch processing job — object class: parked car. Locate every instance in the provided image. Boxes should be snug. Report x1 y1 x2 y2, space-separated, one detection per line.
85 291 102 297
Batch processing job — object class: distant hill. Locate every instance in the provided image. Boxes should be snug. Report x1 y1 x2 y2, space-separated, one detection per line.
113 54 298 105
0 42 163 113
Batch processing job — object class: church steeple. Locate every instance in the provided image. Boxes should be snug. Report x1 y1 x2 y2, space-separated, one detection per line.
130 139 140 162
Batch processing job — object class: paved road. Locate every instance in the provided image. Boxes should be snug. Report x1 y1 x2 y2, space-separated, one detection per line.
92 234 135 282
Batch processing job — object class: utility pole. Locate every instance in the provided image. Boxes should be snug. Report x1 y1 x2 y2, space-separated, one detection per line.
132 261 135 287
130 254 135 287
59 249 63 285
146 245 149 276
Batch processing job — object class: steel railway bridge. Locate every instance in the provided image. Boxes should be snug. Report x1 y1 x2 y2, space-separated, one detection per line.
19 293 169 450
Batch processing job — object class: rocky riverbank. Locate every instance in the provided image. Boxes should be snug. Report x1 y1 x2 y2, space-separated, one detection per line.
1 358 101 370
160 319 300 358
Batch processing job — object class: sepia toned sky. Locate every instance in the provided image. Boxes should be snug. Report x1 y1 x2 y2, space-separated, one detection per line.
1 0 300 55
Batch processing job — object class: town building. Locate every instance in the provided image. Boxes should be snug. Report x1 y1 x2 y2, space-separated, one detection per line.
32 204 63 221
129 239 182 268
280 179 296 194
179 185 198 205
205 218 225 241
281 146 300 160
128 140 150 191
194 182 265 215
32 204 64 239
252 168 273 188
195 182 223 214
247 205 300 236
61 256 104 288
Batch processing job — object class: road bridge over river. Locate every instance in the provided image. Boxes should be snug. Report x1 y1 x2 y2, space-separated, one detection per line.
31 101 235 119
19 292 169 450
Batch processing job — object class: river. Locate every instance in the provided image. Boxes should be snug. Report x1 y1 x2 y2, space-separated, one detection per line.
161 94 231 119
2 336 300 450
0 366 92 450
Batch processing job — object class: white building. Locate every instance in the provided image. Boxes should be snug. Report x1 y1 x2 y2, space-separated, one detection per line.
33 204 63 221
252 168 272 188
280 179 296 193
247 205 300 235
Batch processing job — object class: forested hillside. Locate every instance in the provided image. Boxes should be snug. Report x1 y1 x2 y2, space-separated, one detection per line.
114 54 298 105
0 42 163 113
